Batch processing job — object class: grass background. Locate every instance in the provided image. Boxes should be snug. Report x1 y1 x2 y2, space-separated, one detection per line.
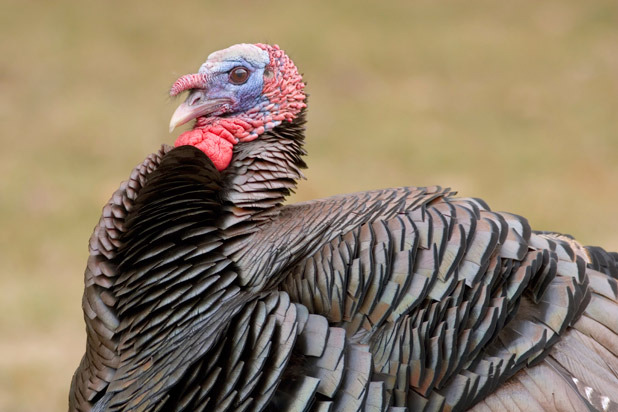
1 0 617 410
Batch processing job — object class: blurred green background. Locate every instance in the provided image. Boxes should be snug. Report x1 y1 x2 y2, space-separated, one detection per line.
1 0 617 410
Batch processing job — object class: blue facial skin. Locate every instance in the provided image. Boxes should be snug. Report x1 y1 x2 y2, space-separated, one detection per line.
199 59 267 115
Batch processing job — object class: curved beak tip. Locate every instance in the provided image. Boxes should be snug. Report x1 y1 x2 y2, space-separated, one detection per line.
169 102 191 133
168 92 229 134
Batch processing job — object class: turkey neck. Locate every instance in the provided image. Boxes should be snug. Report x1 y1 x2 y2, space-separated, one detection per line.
218 108 308 227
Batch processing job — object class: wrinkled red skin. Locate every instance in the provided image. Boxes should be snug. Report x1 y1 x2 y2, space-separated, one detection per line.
174 127 234 171
174 117 255 171
172 44 306 171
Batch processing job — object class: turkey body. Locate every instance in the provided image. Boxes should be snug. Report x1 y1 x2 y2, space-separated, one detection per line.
69 45 618 412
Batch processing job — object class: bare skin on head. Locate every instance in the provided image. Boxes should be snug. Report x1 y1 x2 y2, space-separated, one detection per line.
169 43 306 171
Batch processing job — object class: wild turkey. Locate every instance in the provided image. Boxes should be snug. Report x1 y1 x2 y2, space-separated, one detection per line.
69 43 618 412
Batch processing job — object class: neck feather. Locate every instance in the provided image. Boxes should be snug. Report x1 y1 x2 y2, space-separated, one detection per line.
218 108 307 228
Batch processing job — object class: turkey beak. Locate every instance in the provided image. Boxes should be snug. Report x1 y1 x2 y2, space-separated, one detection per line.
169 90 227 132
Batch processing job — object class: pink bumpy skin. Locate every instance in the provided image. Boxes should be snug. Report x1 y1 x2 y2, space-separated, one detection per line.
170 44 306 171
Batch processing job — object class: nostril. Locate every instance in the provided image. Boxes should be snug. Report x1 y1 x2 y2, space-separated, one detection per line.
189 94 203 106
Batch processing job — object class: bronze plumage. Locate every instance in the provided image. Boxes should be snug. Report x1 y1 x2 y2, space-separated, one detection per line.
70 45 618 412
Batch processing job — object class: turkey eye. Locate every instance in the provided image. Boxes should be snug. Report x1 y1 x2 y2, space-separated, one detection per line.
229 67 249 85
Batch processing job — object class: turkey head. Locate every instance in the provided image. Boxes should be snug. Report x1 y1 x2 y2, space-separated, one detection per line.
169 43 306 171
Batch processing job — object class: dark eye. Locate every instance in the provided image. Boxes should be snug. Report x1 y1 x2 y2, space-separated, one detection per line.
229 67 249 85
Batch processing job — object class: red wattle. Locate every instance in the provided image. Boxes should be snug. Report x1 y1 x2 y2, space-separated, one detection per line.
174 129 233 171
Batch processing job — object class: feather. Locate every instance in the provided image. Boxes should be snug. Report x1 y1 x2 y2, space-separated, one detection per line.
70 44 618 412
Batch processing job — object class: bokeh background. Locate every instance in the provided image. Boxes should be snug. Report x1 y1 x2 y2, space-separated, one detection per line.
1 0 617 410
